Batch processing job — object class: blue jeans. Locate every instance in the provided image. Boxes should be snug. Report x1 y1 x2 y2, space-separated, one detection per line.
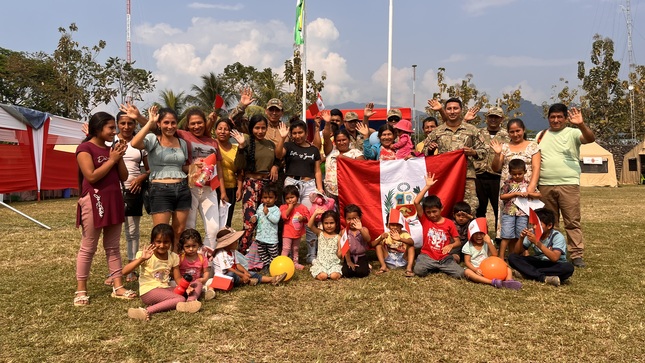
226 270 263 286
500 214 528 239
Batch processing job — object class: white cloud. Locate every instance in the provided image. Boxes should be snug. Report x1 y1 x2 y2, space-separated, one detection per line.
488 55 575 67
188 2 244 11
440 54 467 63
462 0 516 16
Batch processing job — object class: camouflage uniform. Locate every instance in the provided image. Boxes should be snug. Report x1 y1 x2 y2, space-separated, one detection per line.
422 122 487 210
474 127 510 224
348 132 365 151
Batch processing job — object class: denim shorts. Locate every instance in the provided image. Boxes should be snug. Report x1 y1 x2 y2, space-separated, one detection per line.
148 179 191 214
500 214 528 239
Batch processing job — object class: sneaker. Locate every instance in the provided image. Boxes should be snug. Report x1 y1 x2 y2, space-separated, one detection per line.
249 278 259 286
272 272 288 286
204 288 216 301
544 276 560 287
294 263 304 271
176 300 202 313
572 258 586 268
491 279 503 288
511 269 523 279
501 280 522 290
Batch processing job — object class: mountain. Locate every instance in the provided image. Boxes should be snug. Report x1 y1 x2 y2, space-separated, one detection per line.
327 99 548 136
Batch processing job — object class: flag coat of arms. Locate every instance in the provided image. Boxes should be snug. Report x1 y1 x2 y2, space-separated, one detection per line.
337 150 467 248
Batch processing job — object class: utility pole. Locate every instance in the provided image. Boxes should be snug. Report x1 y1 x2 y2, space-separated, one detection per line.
412 64 417 132
621 0 636 140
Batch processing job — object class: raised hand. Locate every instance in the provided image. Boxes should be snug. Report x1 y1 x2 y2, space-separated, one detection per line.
427 98 443 111
464 105 480 121
239 87 256 107
231 129 245 146
278 122 289 139
141 243 156 260
350 218 362 230
490 139 503 155
81 123 89 136
321 109 331 123
568 107 584 125
147 106 159 124
356 122 370 138
119 102 142 120
424 172 437 187
364 102 376 119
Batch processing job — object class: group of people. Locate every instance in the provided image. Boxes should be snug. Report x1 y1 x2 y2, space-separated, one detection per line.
72 92 594 321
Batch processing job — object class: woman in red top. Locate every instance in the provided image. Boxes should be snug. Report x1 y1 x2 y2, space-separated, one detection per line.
74 112 137 306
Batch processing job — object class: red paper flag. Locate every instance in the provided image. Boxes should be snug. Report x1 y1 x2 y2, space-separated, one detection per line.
529 208 543 242
307 93 325 116
339 229 350 257
214 94 225 110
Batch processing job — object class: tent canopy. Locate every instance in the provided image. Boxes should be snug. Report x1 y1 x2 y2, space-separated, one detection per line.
579 142 617 187
0 104 85 196
619 139 645 185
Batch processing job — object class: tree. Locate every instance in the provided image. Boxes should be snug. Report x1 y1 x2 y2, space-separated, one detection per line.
283 49 326 118
577 34 627 141
428 68 489 125
104 57 156 106
541 77 578 117
186 72 233 112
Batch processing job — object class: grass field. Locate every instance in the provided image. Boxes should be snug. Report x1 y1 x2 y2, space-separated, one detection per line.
1 186 644 362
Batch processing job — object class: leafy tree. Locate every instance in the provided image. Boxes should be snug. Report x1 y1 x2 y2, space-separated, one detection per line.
104 57 156 106
283 49 326 118
541 77 579 116
429 68 489 125
577 34 627 141
186 72 232 111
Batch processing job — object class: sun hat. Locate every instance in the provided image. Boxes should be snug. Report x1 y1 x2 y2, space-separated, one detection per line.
394 119 413 133
215 227 244 250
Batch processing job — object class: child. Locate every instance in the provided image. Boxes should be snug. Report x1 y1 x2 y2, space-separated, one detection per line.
124 224 202 321
178 229 215 301
308 209 343 281
451 201 474 263
250 185 281 271
373 209 415 277
391 119 414 159
412 174 464 279
499 159 541 260
508 208 575 286
213 227 287 287
463 218 522 290
341 204 373 278
280 185 310 270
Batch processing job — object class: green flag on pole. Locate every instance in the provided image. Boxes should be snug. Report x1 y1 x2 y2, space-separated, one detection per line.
294 0 304 45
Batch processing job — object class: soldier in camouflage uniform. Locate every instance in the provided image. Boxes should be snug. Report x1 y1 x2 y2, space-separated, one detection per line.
422 98 487 211
474 106 510 230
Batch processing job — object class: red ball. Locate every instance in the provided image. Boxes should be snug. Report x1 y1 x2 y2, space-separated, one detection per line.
480 256 508 280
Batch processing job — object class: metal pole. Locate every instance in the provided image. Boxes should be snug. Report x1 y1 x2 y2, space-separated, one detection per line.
412 64 417 132
0 201 52 230
301 1 307 119
386 0 393 111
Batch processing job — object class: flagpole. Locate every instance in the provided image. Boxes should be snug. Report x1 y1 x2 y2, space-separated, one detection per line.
301 1 307 119
386 0 393 111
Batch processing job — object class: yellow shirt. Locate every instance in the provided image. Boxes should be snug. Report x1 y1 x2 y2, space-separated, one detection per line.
219 143 239 189
136 251 179 296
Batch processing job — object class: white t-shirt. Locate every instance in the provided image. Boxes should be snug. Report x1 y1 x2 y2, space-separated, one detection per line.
213 249 237 275
123 142 148 189
461 242 490 268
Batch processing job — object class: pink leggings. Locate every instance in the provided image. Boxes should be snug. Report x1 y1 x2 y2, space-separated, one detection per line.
140 282 202 315
76 194 123 281
281 237 301 263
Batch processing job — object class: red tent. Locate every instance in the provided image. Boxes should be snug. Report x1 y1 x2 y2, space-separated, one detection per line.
0 104 85 199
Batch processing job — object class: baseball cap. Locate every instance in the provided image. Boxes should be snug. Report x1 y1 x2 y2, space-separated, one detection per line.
344 111 359 122
485 106 504 118
387 109 403 120
266 98 283 110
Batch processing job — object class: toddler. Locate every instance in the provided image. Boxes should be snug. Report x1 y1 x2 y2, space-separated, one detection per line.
391 119 414 159
308 209 343 281
250 185 281 270
177 229 215 301
280 185 310 270
341 204 373 278
451 201 474 263
373 208 415 277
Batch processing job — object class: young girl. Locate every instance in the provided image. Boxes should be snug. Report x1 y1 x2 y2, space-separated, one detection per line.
275 120 323 264
74 112 136 306
463 218 522 290
373 209 415 277
392 119 414 159
213 228 287 288
308 209 343 281
124 224 202 321
280 185 310 270
341 204 373 278
499 159 541 259
177 229 214 301
250 185 281 271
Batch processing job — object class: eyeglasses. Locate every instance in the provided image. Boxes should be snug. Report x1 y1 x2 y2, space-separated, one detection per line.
387 117 401 123
345 120 359 123
267 107 282 113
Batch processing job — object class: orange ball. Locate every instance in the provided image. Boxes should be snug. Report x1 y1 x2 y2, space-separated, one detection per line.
480 256 508 280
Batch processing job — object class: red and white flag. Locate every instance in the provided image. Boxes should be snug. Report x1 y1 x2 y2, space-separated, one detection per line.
214 94 225 110
339 228 350 257
337 150 467 248
307 93 325 116
528 208 543 241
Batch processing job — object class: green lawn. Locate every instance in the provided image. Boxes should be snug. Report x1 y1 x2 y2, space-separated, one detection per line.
0 186 643 362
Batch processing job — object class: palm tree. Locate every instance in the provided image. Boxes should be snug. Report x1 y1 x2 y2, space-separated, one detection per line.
186 72 232 111
158 89 187 116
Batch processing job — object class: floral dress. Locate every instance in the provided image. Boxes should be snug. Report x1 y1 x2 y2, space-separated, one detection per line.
496 141 540 235
310 233 343 277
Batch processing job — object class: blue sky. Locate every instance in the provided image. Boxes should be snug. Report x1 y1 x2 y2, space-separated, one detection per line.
2 0 644 112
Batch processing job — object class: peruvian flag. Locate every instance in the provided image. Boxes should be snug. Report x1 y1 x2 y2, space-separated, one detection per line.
307 93 325 116
339 228 350 257
528 208 543 241
214 94 226 110
337 150 467 248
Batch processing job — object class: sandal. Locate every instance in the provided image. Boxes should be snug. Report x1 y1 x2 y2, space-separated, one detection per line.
375 268 388 275
111 285 137 300
126 272 139 282
128 307 149 321
405 270 415 278
73 291 90 307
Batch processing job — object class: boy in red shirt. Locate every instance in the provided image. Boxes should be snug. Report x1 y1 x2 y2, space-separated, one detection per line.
412 174 464 278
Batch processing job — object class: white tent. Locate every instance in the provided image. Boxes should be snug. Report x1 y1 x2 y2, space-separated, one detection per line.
579 142 617 187
619 139 645 185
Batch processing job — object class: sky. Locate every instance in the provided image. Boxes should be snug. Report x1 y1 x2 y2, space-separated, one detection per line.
2 0 644 113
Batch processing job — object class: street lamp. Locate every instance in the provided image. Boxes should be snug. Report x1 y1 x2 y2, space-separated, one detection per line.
412 64 417 134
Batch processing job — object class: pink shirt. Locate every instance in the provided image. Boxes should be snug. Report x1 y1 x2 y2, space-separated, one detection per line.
178 253 209 280
392 133 413 159
280 204 310 238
